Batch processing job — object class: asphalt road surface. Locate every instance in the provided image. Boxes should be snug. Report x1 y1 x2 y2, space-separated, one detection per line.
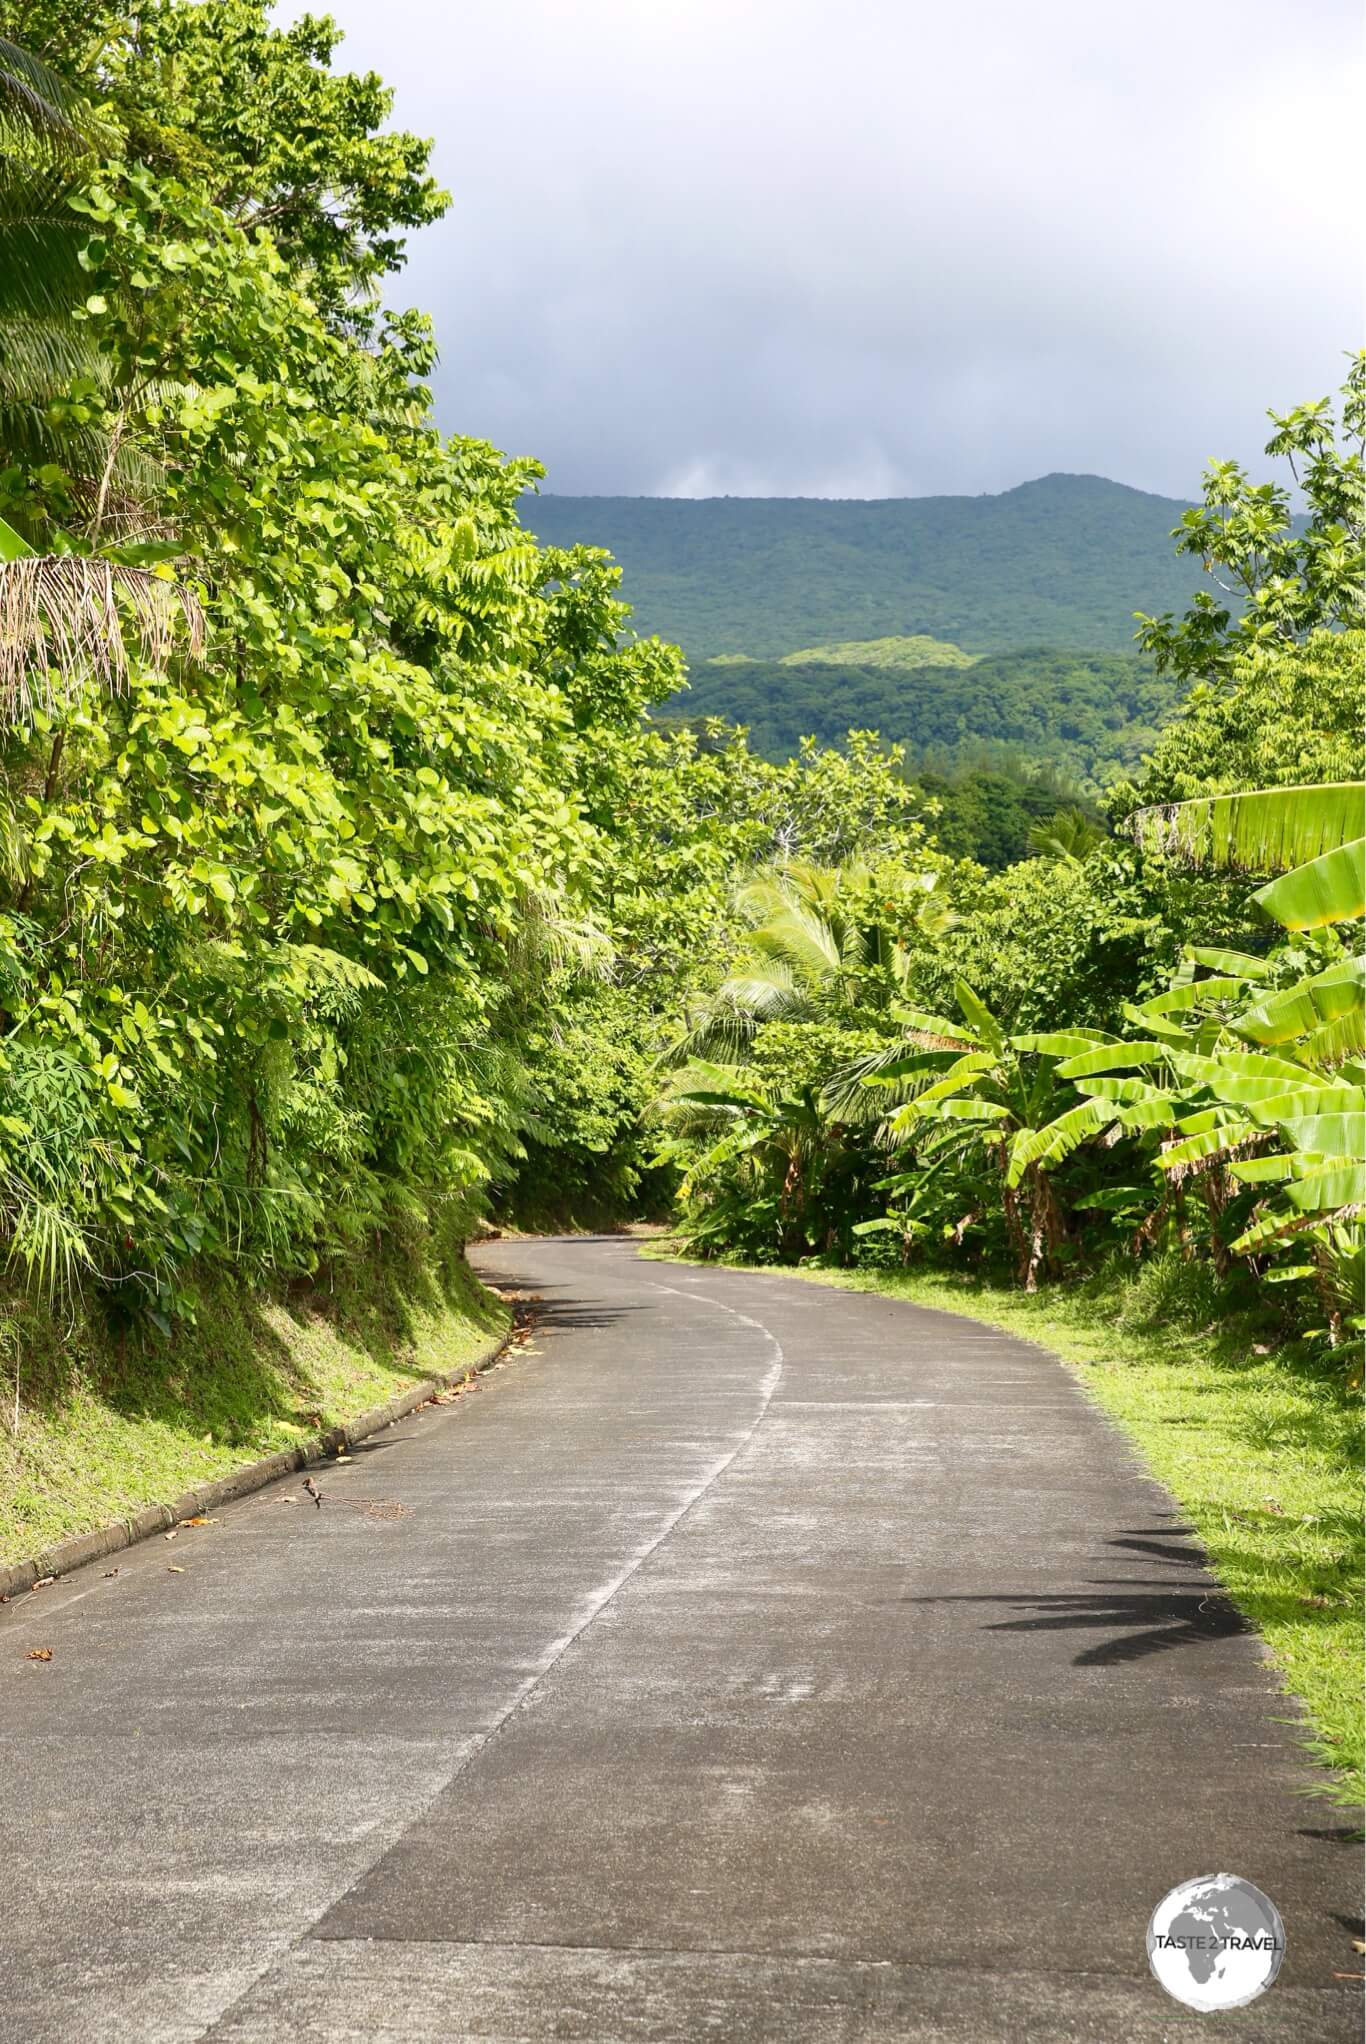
1 1237 1360 2041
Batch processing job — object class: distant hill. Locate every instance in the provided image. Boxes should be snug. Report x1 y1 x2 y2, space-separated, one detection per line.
523 473 1197 659
669 646 1183 788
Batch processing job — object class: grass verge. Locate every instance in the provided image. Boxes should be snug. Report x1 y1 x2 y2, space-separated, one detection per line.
645 1241 1364 1812
0 1235 509 1566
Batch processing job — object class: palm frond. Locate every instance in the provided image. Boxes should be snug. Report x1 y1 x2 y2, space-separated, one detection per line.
0 35 106 163
0 555 205 723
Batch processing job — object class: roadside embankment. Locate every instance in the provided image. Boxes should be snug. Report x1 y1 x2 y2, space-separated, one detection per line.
1 1238 511 1591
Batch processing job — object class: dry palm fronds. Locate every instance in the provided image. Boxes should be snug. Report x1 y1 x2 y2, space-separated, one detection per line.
0 554 205 724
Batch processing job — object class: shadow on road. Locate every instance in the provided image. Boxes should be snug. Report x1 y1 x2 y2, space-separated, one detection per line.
905 1565 1246 1666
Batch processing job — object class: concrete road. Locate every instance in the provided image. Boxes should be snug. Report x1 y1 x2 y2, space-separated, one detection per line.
0 1237 1359 2042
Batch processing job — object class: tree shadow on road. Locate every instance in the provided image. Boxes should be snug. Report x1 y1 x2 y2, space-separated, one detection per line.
903 1522 1251 1666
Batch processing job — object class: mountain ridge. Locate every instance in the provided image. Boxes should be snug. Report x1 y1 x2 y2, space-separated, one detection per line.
523 472 1197 659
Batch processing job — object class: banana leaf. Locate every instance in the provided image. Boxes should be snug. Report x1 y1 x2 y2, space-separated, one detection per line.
1276 1113 1366 1160
1253 837 1366 931
1184 945 1274 978
1235 958 1364 1046
1054 1041 1169 1078
1284 1161 1366 1211
1012 1029 1116 1057
1131 782 1365 871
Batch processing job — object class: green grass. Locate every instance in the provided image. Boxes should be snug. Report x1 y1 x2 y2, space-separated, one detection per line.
644 1242 1364 1811
0 1237 509 1566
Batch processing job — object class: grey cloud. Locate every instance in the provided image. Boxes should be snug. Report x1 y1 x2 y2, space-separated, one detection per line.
310 0 1362 498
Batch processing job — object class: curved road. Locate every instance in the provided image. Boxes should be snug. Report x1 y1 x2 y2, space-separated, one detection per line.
0 1238 1359 2041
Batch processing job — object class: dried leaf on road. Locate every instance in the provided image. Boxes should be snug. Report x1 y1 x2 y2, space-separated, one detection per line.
26 1647 53 1661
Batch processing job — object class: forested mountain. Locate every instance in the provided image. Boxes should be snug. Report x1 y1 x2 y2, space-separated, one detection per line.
523 474 1199 658
671 645 1182 784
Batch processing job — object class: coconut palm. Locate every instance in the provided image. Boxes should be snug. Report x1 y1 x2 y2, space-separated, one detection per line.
0 36 199 730
670 859 956 1061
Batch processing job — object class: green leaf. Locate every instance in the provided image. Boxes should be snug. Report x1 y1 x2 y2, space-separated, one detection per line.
1160 1122 1256 1170
1235 957 1365 1046
1131 782 1365 872
1055 1041 1168 1078
0 513 36 561
1138 977 1250 1018
1252 838 1365 931
889 1002 975 1046
1284 1160 1366 1211
1012 1030 1115 1057
1246 1084 1362 1128
1276 1113 1366 1160
1074 1075 1161 1103
1184 945 1274 979
1229 1154 1297 1183
953 980 1003 1049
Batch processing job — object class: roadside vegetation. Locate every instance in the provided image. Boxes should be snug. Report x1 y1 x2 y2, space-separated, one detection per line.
0 3 1359 1817
1 1225 508 1563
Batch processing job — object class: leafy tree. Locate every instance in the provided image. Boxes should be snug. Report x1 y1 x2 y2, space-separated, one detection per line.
1136 355 1364 684
1112 629 1364 810
0 0 447 323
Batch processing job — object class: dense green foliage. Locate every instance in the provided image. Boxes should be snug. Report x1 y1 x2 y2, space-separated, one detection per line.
673 645 1180 786
524 475 1203 658
916 764 1104 872
655 362 1365 1354
0 7 683 1322
0 9 1360 1409
0 9 961 1321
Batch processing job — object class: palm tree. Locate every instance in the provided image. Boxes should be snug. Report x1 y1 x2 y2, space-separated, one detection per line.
0 35 200 733
0 34 117 490
671 859 956 1060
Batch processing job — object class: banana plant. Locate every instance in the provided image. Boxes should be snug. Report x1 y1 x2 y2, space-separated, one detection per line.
655 1058 856 1262
1026 782 1366 1331
868 980 1089 1290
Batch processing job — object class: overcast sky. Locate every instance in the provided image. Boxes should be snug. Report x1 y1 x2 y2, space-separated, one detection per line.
308 0 1361 500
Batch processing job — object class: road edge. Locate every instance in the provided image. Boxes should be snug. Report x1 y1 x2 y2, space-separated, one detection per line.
0 1326 511 1604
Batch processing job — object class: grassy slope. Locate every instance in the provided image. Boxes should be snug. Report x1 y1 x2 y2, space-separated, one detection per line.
644 1245 1363 1810
774 635 975 670
0 1242 509 1565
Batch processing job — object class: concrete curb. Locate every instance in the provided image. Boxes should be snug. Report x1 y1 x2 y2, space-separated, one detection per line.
0 1324 512 1603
